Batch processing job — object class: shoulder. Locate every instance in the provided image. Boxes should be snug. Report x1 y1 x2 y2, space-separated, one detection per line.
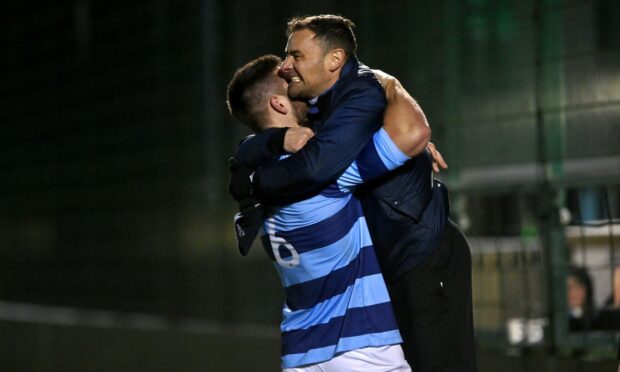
234 133 256 157
235 128 280 153
356 61 381 85
333 58 384 99
237 134 255 147
347 63 383 92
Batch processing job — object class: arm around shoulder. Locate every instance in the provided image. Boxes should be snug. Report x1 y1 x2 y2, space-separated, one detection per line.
374 70 431 157
254 78 387 205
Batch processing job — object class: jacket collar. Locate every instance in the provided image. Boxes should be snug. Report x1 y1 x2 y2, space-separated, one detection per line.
307 55 360 124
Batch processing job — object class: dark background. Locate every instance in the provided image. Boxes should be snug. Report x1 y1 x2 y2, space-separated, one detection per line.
1 0 619 371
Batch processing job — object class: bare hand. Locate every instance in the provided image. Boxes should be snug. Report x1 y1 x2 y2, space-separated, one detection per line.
427 142 448 173
284 127 315 153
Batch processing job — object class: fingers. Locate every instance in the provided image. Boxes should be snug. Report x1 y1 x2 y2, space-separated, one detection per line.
434 151 448 169
294 128 314 150
301 127 315 138
426 142 448 173
284 127 315 153
297 129 314 151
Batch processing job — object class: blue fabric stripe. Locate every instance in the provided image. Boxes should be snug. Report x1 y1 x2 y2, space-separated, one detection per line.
271 194 350 231
374 127 410 170
335 160 363 191
261 235 275 261
307 105 320 115
355 133 389 181
281 301 399 355
270 218 373 287
319 182 349 198
337 330 403 354
281 330 402 368
282 272 390 331
335 128 411 191
284 245 382 310
282 344 337 369
275 197 364 254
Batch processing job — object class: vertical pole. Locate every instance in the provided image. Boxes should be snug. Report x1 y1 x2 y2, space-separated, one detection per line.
535 0 567 353
443 0 461 187
201 0 235 324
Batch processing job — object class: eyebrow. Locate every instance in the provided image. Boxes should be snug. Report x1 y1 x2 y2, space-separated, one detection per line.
285 48 301 56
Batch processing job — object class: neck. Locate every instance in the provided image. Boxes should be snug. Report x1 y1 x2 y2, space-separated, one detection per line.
315 73 340 98
262 113 299 130
310 56 354 100
263 122 293 129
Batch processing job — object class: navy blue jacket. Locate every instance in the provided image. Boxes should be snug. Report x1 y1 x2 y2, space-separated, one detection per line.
233 56 449 282
237 56 386 206
357 152 449 281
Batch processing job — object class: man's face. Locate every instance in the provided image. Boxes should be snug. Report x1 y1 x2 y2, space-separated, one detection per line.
274 70 308 125
280 29 334 99
273 68 308 126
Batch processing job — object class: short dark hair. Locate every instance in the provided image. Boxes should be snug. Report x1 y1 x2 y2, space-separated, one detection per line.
287 14 357 57
226 54 283 132
568 266 594 309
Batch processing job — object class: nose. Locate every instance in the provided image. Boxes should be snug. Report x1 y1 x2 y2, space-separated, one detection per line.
280 56 293 74
278 66 291 80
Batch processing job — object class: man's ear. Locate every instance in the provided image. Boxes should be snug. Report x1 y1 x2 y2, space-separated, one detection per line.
327 49 345 72
270 95 288 115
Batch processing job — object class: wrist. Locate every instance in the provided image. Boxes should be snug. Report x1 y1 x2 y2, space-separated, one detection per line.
267 127 290 155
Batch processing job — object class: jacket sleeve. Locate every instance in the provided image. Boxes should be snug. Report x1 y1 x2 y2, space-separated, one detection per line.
254 77 386 205
233 128 288 169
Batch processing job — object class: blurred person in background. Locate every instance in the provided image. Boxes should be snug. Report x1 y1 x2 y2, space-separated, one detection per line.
594 266 620 330
567 265 596 331
608 266 620 309
614 266 620 308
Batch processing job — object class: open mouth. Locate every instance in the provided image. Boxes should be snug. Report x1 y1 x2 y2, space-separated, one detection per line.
277 68 301 84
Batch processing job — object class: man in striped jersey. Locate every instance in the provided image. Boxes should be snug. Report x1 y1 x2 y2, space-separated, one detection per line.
227 53 429 370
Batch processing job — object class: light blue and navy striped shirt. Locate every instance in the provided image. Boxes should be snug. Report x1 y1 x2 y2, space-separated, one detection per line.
260 128 410 368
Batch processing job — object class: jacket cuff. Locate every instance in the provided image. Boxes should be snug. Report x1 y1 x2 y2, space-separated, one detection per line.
267 127 289 155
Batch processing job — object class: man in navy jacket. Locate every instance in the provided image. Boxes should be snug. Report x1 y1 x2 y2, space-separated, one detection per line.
229 15 476 372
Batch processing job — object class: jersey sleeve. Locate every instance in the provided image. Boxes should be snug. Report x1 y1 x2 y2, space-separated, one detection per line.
336 127 411 191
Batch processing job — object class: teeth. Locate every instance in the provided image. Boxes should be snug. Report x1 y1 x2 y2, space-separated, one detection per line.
291 77 301 83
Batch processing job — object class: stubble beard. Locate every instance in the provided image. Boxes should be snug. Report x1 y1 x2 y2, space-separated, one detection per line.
291 100 309 127
287 85 304 100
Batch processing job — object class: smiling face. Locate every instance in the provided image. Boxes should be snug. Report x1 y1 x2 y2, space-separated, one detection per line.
280 29 339 99
273 70 309 126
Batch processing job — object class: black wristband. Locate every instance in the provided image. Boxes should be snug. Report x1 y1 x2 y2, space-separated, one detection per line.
267 127 290 155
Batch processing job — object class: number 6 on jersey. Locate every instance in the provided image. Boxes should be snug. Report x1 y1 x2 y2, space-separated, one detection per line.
267 219 300 268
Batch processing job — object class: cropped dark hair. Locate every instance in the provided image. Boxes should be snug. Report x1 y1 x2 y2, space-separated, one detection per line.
226 54 283 132
287 14 357 57
568 266 594 309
